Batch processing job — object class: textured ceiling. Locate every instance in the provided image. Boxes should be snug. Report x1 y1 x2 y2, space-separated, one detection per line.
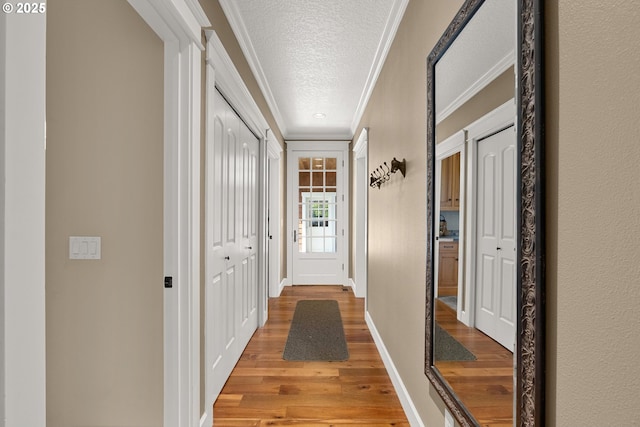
220 0 408 140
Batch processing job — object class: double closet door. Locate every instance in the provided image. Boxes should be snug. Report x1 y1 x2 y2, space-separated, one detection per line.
207 89 259 399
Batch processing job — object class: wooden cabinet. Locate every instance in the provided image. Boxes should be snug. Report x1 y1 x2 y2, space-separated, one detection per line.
438 241 458 297
440 152 460 211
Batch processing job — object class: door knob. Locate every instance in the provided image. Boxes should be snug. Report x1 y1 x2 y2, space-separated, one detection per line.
224 256 230 260
245 246 252 250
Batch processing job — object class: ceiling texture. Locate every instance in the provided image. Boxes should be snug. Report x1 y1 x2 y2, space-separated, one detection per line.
219 0 409 141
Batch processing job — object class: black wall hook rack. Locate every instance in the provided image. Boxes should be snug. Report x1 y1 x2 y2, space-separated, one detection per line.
369 157 406 189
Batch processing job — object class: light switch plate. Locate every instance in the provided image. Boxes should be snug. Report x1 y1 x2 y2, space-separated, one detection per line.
69 236 101 260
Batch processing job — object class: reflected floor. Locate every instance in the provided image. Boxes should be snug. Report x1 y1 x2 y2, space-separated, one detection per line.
434 299 513 427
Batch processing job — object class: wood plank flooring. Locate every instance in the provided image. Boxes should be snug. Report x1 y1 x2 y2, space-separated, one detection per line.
434 299 514 427
212 285 410 426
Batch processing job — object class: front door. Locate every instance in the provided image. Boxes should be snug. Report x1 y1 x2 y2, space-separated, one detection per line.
206 90 259 400
289 150 346 285
475 125 516 351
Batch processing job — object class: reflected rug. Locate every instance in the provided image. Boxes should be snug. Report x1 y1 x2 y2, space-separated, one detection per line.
283 300 349 361
434 324 477 361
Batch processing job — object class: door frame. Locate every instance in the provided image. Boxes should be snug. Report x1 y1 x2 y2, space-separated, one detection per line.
1 9 47 425
204 30 274 425
464 99 516 331
352 128 369 299
434 130 466 322
127 2 210 426
267 130 284 297
286 140 350 286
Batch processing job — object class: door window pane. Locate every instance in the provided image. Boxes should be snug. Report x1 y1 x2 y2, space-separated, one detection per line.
297 156 338 253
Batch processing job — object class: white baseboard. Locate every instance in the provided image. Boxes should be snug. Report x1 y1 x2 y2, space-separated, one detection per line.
200 411 211 427
348 278 356 290
278 278 288 296
365 311 424 427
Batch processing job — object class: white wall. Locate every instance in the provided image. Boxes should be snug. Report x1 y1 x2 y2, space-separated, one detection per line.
0 7 47 426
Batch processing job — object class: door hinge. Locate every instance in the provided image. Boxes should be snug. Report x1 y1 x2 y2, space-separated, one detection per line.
342 263 344 271
164 276 173 289
342 229 344 236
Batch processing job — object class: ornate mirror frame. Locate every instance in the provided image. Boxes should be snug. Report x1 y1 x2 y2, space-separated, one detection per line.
424 1 545 426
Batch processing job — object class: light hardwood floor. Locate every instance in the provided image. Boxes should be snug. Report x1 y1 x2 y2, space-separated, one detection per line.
212 285 410 426
434 299 513 427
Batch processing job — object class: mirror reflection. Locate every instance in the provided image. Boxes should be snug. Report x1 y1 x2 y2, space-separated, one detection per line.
432 1 516 425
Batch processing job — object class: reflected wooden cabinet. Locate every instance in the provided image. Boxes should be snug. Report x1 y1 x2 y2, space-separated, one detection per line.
438 241 458 297
440 152 460 211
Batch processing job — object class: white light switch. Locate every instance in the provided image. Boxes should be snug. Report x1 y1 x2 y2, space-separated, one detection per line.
69 236 101 260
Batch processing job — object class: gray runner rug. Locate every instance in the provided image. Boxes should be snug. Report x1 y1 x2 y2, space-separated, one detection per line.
434 324 477 361
283 300 349 361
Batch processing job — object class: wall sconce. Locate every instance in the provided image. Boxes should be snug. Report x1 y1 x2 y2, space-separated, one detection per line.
370 157 406 189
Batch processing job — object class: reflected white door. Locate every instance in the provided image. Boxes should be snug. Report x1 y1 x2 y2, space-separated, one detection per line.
475 125 516 351
290 151 345 285
206 90 259 401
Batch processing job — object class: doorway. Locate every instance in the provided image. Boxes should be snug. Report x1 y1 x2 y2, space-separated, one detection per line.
463 99 517 352
287 142 349 286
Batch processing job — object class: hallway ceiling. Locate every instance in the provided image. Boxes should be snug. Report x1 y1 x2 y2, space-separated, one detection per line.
219 0 408 141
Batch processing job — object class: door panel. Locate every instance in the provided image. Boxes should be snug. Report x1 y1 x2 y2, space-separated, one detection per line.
291 151 345 285
207 90 259 400
475 126 516 351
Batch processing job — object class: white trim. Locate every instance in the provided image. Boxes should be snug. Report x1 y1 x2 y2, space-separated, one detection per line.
204 29 272 424
436 130 465 160
205 31 270 137
436 51 515 125
128 0 210 49
286 140 350 151
365 312 424 427
465 98 516 139
276 279 288 297
349 0 409 137
268 131 283 298
1 9 47 426
267 129 283 159
353 128 369 300
352 127 369 158
218 0 288 137
127 2 209 426
199 411 211 427
435 130 467 323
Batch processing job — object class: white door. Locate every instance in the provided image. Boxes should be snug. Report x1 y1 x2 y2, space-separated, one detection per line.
290 150 345 285
206 90 259 400
475 125 516 351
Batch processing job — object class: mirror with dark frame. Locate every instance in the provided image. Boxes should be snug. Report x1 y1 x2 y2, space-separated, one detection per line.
425 1 544 427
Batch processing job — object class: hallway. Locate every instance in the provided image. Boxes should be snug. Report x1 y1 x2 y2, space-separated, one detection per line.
213 286 409 426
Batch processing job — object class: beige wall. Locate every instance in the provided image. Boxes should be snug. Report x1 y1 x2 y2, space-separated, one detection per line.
546 1 640 425
436 67 514 143
355 0 464 424
359 0 640 426
46 1 164 426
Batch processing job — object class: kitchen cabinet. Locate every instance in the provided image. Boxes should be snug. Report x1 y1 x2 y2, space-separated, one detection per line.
440 152 460 211
438 241 458 297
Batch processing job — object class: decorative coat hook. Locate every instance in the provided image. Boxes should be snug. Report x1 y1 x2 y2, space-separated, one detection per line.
369 157 406 189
